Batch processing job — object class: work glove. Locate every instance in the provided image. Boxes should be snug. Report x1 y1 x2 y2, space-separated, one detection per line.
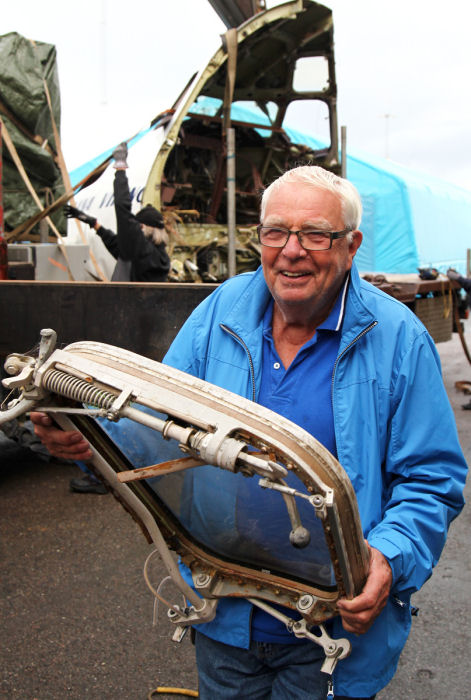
112 141 128 169
64 204 97 228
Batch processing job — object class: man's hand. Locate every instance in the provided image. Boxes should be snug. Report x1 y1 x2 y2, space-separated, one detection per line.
336 543 392 635
64 204 97 229
30 412 93 462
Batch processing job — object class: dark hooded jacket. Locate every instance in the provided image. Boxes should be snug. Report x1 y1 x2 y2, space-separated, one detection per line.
96 170 170 282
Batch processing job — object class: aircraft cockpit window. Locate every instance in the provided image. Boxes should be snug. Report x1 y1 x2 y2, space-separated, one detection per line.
284 99 331 147
188 96 279 136
187 95 222 117
1 331 370 674
230 101 278 136
293 56 330 94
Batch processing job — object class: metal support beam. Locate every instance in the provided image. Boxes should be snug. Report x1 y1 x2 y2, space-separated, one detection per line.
340 125 347 179
226 127 236 278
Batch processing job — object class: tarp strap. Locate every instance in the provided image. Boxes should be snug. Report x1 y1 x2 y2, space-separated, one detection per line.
0 116 74 281
30 38 108 283
222 28 238 132
5 156 111 243
0 97 56 158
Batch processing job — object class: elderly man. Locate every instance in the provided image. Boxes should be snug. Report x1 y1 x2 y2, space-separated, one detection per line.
32 165 466 699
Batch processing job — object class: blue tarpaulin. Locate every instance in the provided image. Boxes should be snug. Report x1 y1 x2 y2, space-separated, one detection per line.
285 124 471 275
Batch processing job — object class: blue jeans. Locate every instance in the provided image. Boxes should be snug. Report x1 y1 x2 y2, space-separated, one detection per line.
194 631 328 699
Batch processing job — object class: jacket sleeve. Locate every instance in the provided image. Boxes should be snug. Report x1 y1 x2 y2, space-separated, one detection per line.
367 331 467 594
113 169 147 261
95 226 119 259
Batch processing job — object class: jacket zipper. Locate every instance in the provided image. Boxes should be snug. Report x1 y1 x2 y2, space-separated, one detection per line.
331 321 378 398
220 323 257 402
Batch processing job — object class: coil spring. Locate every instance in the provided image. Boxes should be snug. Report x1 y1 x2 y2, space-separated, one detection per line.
43 369 117 409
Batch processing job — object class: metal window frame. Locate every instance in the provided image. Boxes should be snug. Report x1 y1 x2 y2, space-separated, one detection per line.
2 329 369 671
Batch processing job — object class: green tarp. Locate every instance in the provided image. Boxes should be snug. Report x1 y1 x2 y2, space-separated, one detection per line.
0 32 65 235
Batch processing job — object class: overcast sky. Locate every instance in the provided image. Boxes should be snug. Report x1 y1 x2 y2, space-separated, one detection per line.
2 0 471 191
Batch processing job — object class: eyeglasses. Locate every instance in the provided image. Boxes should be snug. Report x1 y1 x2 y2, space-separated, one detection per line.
257 225 352 251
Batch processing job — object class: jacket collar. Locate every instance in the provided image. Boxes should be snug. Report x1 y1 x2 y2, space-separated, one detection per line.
222 262 376 347
222 267 271 340
340 263 377 350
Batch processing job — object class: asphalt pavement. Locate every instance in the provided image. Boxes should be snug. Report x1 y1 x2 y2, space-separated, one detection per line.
1 330 470 700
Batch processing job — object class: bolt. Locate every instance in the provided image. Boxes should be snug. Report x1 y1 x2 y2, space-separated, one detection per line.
311 494 324 507
297 595 314 610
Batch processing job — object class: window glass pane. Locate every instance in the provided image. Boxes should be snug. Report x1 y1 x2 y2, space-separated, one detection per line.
150 466 336 589
99 411 335 590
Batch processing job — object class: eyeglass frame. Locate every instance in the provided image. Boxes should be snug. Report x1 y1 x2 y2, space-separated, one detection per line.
257 224 353 251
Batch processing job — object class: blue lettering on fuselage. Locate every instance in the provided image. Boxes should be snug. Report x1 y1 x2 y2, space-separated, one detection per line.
76 184 145 212
77 197 95 211
98 192 111 208
128 187 145 203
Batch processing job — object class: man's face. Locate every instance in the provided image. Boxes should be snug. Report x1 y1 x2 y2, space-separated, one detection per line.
261 182 362 321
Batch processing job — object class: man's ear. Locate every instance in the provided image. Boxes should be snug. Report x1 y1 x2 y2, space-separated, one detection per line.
349 230 363 257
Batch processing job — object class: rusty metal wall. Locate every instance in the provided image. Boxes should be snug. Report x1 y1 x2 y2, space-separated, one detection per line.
0 281 217 361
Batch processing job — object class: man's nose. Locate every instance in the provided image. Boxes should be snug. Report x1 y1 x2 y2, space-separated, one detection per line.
282 231 307 257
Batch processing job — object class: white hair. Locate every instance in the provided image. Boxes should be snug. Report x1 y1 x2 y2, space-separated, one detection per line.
260 165 363 232
141 224 169 246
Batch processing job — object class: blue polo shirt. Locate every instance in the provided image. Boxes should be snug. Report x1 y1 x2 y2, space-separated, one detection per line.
249 277 349 643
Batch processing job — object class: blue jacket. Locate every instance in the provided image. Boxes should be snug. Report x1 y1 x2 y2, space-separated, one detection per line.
162 263 467 696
